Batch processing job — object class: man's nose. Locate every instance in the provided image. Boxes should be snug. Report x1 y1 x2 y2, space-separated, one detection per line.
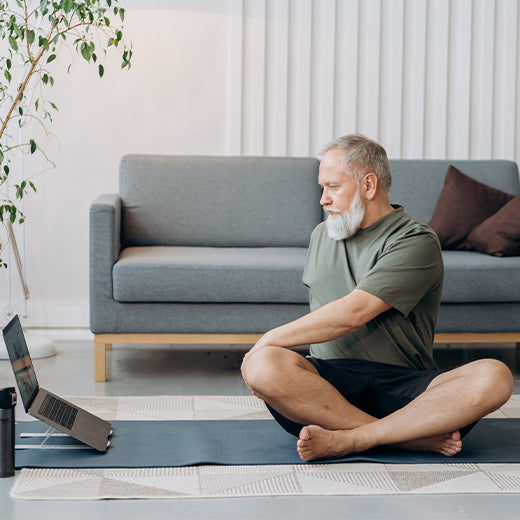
320 189 331 206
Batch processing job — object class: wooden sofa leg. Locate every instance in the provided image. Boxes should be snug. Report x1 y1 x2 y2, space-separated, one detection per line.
94 341 109 382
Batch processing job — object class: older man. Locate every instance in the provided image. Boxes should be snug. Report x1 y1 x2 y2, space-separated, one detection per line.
241 134 513 461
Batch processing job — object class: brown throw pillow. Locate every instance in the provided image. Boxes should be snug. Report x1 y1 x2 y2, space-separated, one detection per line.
467 195 520 256
428 165 514 250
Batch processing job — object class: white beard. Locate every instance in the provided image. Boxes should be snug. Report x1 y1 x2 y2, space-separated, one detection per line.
325 189 365 241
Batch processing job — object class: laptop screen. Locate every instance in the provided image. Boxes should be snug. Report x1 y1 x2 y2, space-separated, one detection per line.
2 315 39 411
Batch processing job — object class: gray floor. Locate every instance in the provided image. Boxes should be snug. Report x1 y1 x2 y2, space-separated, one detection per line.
1 337 520 519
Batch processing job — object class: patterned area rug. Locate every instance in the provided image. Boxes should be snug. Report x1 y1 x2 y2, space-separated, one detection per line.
11 395 520 500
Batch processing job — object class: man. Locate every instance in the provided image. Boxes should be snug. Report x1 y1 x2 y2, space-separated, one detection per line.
241 134 513 462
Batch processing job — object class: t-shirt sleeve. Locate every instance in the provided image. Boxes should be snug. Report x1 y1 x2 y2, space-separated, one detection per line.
355 232 443 316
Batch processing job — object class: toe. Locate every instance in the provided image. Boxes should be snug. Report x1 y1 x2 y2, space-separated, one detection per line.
297 438 308 450
441 443 462 456
299 427 311 441
298 449 312 461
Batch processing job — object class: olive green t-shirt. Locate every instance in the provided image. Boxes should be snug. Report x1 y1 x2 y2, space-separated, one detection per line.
302 206 443 370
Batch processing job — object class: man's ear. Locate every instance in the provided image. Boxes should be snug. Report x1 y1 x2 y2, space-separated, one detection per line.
362 173 378 200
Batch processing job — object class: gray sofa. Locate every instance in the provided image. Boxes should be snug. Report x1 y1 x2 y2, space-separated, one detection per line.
90 156 520 381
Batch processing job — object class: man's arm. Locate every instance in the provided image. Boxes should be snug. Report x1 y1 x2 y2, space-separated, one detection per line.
244 289 391 360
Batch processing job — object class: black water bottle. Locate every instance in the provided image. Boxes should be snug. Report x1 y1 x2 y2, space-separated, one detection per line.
0 387 16 477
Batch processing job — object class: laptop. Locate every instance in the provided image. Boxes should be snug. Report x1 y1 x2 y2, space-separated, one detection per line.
2 314 112 452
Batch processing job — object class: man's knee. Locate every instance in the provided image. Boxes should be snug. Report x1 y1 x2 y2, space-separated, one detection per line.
480 359 513 400
241 346 282 393
241 347 314 396
466 359 513 408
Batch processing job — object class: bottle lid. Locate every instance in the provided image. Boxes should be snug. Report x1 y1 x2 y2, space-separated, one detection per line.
0 387 17 409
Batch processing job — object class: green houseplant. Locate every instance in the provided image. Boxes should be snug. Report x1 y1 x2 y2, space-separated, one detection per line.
0 0 132 268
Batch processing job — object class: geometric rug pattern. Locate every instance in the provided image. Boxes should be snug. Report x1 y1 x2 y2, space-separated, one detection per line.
11 394 520 500
11 463 520 500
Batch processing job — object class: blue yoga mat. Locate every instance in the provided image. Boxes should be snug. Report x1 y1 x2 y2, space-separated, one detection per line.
14 418 520 469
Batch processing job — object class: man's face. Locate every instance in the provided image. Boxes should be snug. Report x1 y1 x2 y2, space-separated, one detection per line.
319 148 366 240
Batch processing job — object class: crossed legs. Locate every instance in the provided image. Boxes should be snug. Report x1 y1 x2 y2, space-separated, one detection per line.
241 347 514 461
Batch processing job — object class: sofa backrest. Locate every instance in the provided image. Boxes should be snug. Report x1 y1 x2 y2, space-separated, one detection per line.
389 159 520 224
119 155 322 247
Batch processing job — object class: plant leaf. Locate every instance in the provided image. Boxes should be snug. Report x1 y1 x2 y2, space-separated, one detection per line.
81 42 91 61
39 36 49 50
8 35 18 52
63 0 73 14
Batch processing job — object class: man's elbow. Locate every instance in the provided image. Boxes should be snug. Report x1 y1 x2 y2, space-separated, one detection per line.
336 290 391 333
334 315 364 337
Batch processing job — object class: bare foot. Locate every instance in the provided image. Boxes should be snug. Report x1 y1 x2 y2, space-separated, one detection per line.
395 431 462 457
297 425 356 461
297 425 463 461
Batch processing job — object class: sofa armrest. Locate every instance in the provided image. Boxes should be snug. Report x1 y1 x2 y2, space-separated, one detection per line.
90 194 121 332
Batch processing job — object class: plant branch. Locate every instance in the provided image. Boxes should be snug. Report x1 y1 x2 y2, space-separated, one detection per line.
24 0 31 61
0 47 45 142
0 1 132 268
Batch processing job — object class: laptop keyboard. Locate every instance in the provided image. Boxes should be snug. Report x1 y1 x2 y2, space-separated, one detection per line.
38 395 78 430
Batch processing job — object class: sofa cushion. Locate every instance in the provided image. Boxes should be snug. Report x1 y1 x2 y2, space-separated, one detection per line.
441 250 520 302
388 159 519 224
428 165 514 250
119 155 322 248
467 195 520 257
113 246 310 303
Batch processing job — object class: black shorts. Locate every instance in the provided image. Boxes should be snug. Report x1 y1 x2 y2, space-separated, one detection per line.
267 357 476 438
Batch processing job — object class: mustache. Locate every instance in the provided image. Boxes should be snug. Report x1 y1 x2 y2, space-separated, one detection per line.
323 206 342 214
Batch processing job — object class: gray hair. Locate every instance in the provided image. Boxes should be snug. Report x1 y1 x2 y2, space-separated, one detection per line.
321 134 392 193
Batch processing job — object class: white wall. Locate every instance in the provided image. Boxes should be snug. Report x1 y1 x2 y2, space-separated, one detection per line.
2 0 520 327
